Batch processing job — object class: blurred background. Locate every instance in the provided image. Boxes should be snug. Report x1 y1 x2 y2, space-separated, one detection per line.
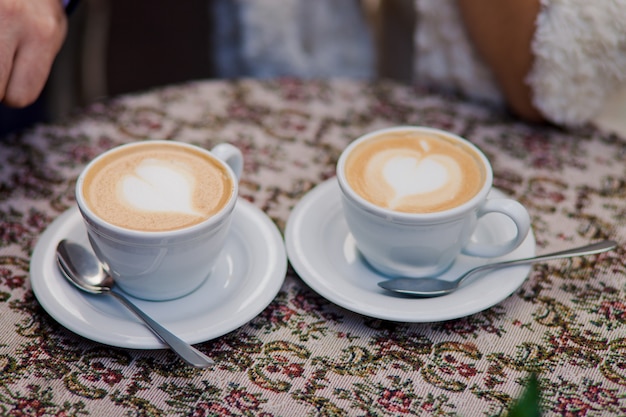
5 0 624 138
0 0 415 136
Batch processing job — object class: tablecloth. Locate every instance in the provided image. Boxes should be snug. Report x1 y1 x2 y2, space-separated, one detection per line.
1 79 625 416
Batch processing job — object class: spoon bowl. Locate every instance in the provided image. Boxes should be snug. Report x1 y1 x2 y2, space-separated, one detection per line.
378 240 617 297
56 239 114 294
56 239 214 368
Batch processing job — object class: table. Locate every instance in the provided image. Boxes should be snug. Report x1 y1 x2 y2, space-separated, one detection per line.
1 79 624 416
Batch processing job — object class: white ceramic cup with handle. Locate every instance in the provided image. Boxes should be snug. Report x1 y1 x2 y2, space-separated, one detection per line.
75 140 243 301
336 126 530 278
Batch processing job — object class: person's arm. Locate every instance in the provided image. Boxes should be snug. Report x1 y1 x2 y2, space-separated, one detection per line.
456 0 544 122
0 0 68 108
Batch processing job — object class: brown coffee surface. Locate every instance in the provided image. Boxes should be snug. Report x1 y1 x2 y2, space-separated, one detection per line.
344 131 485 213
82 142 233 231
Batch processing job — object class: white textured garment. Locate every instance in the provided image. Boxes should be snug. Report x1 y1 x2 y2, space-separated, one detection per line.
415 0 626 129
529 0 626 127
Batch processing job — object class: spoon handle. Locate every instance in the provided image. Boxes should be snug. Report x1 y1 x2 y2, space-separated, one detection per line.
109 291 214 368
462 239 618 285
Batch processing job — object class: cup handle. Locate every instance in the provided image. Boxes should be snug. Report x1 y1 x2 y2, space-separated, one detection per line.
462 199 531 258
211 143 243 180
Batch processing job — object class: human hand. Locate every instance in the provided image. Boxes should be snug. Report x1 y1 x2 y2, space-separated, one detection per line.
0 0 67 107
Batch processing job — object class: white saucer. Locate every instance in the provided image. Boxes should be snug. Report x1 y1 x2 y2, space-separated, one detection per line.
285 179 536 323
30 199 287 349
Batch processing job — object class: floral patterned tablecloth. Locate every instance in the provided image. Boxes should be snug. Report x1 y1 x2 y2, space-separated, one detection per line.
1 79 625 417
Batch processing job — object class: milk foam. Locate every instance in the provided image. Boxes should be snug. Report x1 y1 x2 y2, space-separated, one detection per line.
120 159 203 216
83 143 232 231
383 155 448 195
367 150 462 210
344 131 484 213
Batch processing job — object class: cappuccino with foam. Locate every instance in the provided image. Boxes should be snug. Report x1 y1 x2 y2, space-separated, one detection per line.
344 130 485 213
82 142 234 232
336 126 530 278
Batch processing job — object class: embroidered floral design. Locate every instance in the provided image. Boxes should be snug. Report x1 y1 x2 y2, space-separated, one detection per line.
0 79 624 416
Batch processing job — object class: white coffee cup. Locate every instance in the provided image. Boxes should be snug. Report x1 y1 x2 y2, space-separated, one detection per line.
336 126 530 278
75 140 243 300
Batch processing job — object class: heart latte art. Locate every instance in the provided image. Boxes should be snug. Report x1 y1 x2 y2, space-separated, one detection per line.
344 132 484 213
121 158 204 217
82 143 233 231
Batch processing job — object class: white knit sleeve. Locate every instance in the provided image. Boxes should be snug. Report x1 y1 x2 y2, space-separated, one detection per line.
528 0 626 126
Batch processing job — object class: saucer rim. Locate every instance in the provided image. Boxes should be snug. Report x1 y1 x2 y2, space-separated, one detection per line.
285 178 536 323
30 199 287 349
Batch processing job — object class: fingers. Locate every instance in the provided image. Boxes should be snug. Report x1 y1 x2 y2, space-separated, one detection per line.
4 20 66 107
0 0 67 108
0 36 16 104
0 1 20 103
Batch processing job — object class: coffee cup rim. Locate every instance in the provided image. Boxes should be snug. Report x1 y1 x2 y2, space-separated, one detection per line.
75 140 239 239
336 126 493 221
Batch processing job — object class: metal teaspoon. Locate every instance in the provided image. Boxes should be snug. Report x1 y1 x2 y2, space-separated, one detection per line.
378 240 617 297
56 239 214 368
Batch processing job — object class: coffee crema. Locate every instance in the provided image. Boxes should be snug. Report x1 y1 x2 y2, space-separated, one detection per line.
344 131 485 213
82 142 233 232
